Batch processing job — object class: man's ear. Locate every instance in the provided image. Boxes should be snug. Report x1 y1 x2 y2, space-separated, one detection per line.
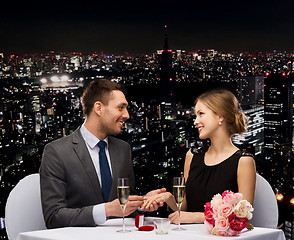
93 101 103 116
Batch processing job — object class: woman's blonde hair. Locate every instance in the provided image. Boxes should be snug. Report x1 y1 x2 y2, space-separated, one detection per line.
194 89 248 136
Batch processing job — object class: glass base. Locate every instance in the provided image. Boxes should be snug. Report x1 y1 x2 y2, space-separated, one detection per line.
172 226 186 231
117 229 131 233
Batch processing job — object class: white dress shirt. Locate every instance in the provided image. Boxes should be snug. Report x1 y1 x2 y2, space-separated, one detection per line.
80 124 113 225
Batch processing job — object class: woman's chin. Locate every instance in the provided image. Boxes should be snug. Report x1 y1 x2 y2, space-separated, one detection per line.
198 134 206 139
199 134 210 140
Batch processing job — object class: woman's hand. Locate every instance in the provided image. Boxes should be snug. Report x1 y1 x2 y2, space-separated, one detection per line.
141 188 166 212
168 211 205 224
141 192 173 210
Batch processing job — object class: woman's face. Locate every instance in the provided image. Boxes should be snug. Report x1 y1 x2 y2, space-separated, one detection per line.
194 100 221 139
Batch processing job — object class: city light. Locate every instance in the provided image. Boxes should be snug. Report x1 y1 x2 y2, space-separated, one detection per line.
276 193 284 201
61 75 69 81
51 76 60 82
40 78 47 84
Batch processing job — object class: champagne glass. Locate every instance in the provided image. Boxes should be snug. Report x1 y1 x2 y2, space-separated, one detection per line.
117 178 131 233
172 176 186 231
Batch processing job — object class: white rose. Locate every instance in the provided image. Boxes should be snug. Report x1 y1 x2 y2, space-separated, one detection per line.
234 200 253 219
211 194 222 210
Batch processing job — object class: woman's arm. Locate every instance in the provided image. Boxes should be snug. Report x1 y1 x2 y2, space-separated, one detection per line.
168 211 205 224
237 156 256 205
181 149 194 211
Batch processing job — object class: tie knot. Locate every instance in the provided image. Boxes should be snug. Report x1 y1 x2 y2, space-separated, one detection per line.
98 141 106 150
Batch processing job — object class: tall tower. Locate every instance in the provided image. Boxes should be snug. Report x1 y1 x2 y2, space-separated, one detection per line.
264 73 293 186
159 25 176 120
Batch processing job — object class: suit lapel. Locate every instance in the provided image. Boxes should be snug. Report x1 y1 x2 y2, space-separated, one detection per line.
72 128 103 200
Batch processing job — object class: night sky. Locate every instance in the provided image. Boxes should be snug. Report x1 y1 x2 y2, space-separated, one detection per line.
1 0 294 55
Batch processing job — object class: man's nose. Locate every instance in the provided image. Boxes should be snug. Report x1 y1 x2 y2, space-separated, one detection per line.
123 109 130 119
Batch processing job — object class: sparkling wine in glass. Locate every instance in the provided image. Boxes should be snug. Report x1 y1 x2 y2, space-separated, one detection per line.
117 178 131 233
172 176 186 231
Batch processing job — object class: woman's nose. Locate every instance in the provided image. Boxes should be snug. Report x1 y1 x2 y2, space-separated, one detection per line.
194 117 198 126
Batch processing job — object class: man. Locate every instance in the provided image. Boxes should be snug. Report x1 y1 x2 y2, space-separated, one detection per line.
40 79 164 229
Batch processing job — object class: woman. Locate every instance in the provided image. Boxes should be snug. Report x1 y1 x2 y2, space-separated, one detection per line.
142 89 256 224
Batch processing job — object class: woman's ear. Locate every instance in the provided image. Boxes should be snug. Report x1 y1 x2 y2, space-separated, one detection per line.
218 116 224 125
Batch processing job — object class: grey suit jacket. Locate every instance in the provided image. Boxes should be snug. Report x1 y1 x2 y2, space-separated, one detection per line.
40 127 136 229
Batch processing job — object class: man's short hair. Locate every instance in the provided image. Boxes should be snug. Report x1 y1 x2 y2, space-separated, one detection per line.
82 79 125 116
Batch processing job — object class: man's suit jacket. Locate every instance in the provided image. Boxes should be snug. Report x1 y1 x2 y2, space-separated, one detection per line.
40 127 136 229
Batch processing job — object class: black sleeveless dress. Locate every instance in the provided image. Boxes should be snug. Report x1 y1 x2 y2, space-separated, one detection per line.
186 149 251 212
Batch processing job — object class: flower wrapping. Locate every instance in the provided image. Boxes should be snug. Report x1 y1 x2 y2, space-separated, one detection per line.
204 190 254 236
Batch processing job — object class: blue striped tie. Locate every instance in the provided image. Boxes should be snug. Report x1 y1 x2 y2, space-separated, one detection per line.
98 141 112 202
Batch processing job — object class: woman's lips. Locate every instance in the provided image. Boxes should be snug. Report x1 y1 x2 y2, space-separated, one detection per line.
197 126 203 133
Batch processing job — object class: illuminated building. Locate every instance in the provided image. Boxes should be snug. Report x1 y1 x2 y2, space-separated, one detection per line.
264 73 293 186
232 105 264 155
236 76 264 106
277 158 294 239
158 25 176 120
233 76 264 159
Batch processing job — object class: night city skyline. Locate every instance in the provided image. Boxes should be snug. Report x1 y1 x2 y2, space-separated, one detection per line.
1 1 294 239
2 0 294 54
1 46 294 237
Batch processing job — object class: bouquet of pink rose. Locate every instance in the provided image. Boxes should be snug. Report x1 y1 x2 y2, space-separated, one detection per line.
204 190 254 236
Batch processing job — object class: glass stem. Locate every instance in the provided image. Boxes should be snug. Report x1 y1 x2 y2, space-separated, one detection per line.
122 206 126 232
178 204 181 229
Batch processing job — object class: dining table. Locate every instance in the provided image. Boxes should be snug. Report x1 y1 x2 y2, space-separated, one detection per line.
16 217 286 240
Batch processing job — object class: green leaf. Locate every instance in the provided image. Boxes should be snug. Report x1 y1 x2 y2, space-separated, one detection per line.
246 223 254 230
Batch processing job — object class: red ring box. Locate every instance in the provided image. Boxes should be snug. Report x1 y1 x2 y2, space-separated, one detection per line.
135 215 154 231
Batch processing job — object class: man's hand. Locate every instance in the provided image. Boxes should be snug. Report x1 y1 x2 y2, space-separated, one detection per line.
125 195 144 216
105 195 144 217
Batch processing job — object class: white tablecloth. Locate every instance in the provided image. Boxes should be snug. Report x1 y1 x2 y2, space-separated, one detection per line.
16 217 285 240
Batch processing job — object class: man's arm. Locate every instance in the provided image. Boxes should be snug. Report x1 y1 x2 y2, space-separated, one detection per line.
40 142 96 228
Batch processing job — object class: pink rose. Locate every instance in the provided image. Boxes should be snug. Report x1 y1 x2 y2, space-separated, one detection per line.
216 230 229 236
228 228 242 236
222 190 233 199
217 202 233 218
204 202 215 225
205 191 254 236
228 213 248 231
204 220 214 233
233 193 243 205
204 202 212 212
211 227 219 235
223 191 243 205
215 216 229 232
